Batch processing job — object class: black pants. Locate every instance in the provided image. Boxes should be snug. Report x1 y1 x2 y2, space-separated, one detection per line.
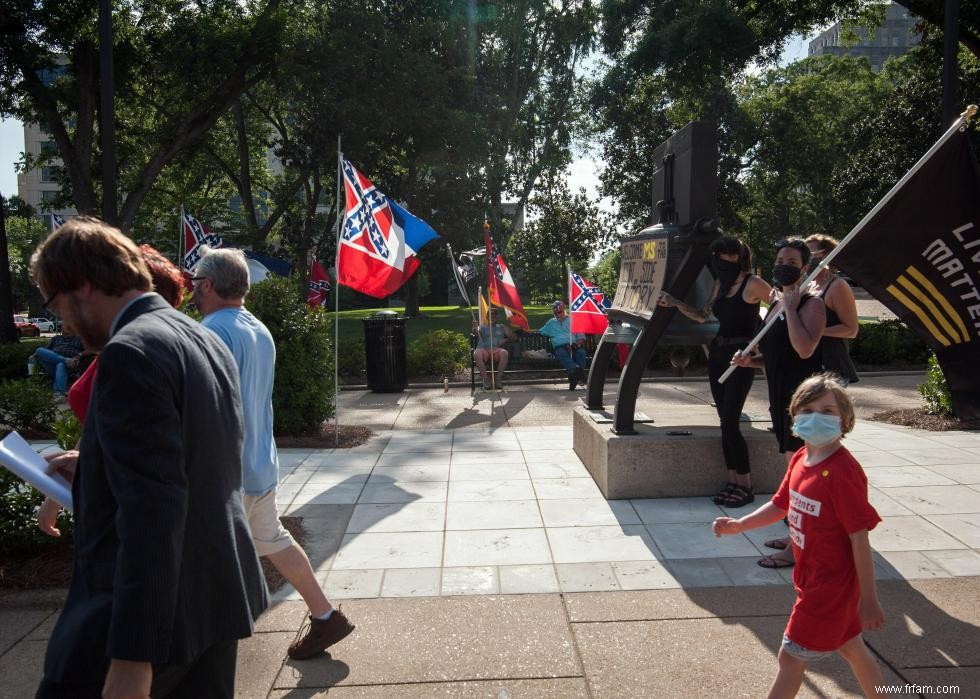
36 639 238 699
708 344 755 476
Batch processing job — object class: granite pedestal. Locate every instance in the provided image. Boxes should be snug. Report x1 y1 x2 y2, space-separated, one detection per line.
573 406 787 499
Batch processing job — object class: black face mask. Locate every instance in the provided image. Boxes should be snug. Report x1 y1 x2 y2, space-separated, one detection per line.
772 264 802 288
713 259 741 289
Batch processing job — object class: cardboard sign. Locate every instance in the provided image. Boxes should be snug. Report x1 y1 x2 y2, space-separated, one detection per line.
611 236 669 320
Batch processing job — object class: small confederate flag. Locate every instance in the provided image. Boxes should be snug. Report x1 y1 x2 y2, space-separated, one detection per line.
181 209 223 271
483 223 528 330
308 260 331 308
569 270 611 334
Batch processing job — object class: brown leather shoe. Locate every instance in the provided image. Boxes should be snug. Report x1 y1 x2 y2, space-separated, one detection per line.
287 610 355 660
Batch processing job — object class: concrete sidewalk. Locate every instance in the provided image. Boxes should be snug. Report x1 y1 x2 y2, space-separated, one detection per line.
3 373 978 698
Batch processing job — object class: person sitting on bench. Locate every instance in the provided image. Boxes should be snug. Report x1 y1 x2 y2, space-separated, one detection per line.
538 300 588 390
472 307 515 389
31 329 84 395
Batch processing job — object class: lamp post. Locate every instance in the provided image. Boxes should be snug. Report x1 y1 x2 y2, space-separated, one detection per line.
942 0 960 131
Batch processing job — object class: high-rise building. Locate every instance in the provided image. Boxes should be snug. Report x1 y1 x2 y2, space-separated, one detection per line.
808 2 919 72
17 121 76 228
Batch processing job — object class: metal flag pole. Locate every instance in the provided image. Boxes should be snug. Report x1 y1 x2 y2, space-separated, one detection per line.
447 242 476 323
719 104 979 384
566 260 573 356
177 205 184 268
333 134 342 446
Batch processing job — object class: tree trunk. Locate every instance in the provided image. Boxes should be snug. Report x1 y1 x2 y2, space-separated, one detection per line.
0 198 20 344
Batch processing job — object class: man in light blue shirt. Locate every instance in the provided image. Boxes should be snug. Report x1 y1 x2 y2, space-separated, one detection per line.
194 247 354 660
538 300 588 390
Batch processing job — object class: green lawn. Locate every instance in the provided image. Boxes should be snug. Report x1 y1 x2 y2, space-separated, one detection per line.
335 305 557 343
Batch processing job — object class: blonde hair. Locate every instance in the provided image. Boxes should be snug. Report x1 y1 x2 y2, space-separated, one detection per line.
804 233 840 255
789 373 856 435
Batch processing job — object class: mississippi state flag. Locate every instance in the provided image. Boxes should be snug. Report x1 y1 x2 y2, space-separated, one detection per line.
181 209 223 271
308 260 331 308
569 270 611 334
483 223 528 330
338 159 440 298
50 213 66 230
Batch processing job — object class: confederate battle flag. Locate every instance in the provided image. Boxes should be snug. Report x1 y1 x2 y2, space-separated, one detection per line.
569 270 611 334
307 260 331 308
181 209 223 271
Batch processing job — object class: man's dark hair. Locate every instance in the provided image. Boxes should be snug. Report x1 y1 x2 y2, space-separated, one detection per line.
31 216 151 298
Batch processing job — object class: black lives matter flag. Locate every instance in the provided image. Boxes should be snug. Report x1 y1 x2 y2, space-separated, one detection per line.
834 126 980 420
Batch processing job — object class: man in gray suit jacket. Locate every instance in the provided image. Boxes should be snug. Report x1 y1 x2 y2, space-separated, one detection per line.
31 217 268 699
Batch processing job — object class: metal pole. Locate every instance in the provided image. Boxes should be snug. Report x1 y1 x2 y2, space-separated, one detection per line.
942 0 960 131
334 135 342 447
98 0 118 225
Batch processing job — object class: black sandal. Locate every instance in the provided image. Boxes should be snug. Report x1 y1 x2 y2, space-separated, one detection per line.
711 482 737 505
722 485 755 508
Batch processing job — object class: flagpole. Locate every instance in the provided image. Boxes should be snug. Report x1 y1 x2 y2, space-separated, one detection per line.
719 104 979 384
566 260 572 356
333 134 342 446
178 205 184 268
447 243 476 323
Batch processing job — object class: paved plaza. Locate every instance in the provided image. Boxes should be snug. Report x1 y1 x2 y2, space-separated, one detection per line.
3 374 978 697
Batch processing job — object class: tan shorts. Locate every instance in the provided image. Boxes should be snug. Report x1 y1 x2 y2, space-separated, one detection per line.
243 488 294 557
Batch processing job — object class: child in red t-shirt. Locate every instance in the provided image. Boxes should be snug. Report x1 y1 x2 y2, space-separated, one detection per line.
713 373 886 698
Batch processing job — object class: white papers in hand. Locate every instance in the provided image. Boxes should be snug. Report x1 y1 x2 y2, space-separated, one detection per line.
0 431 73 511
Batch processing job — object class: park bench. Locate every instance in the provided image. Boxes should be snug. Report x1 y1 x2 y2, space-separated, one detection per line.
469 331 596 392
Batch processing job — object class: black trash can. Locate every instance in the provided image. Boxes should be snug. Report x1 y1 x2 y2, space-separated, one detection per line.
362 311 408 392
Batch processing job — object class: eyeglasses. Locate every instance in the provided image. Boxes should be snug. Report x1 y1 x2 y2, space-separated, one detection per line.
40 291 60 317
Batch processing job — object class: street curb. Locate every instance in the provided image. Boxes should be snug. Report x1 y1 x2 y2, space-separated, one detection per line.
340 370 927 391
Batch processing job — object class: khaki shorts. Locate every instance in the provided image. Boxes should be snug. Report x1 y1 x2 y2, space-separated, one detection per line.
243 488 294 557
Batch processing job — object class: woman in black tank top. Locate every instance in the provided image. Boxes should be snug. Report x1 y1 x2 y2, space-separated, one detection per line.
806 234 859 384
732 238 826 461
659 236 771 508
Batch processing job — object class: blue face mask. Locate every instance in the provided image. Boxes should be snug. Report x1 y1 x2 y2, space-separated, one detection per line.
792 412 842 447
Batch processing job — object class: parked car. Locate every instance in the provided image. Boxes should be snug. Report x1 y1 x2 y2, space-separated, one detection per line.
28 317 56 332
13 316 40 337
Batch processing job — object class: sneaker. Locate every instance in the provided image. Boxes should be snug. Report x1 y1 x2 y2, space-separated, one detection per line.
287 610 355 660
568 372 577 390
574 366 587 386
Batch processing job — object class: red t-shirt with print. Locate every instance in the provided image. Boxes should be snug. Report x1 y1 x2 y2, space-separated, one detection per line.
771 445 881 652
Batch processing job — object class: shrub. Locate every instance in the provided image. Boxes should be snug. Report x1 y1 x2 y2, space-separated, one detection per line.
919 353 954 417
0 338 47 380
850 319 929 365
895 326 930 364
407 330 471 377
0 470 51 554
246 276 335 435
53 409 82 449
0 406 75 554
336 337 366 378
0 377 58 431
